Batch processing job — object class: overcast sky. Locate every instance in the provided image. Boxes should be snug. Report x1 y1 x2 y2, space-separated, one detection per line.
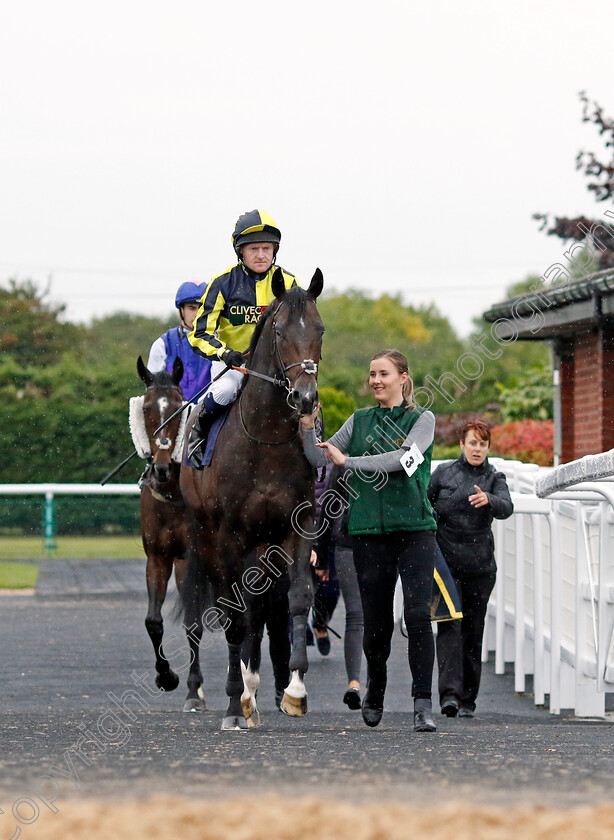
2 0 613 336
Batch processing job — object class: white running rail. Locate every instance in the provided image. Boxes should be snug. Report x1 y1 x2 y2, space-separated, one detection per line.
482 458 614 718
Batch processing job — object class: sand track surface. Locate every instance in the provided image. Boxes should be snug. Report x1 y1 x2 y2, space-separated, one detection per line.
22 796 614 840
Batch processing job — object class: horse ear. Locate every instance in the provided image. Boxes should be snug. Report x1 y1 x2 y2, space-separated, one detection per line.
307 268 324 300
172 356 184 386
271 267 286 299
137 355 153 386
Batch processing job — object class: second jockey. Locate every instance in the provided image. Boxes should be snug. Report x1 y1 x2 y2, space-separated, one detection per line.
186 209 298 467
147 281 212 402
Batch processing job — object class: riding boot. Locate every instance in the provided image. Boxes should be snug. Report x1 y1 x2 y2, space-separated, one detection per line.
185 393 226 470
414 698 437 732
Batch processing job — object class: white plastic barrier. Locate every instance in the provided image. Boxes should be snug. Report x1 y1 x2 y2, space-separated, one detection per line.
393 460 614 717
483 460 614 718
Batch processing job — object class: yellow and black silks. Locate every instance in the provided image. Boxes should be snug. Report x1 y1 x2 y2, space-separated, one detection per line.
431 543 463 622
188 264 297 360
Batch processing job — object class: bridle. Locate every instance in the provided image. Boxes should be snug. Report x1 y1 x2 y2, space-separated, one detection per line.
237 297 320 445
142 383 186 502
239 298 319 395
146 382 185 458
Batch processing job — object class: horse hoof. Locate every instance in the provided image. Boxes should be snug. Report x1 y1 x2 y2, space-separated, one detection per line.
247 710 261 728
183 698 206 713
155 670 180 692
241 697 261 727
280 692 308 717
221 715 249 730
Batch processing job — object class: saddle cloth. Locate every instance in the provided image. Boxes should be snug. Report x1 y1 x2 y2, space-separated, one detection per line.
186 407 230 468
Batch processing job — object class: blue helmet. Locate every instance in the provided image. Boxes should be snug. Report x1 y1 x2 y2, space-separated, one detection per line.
175 281 205 309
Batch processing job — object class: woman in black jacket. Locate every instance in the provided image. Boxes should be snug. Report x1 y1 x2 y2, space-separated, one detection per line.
427 420 513 718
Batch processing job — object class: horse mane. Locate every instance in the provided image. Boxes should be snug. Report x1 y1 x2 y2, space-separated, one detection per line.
245 286 308 365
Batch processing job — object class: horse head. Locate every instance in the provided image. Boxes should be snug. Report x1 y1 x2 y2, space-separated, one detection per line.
137 355 185 483
264 267 324 417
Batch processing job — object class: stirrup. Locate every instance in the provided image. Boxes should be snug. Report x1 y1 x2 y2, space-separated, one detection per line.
186 427 205 470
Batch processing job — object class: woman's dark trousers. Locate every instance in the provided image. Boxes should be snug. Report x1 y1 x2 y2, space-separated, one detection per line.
436 570 496 711
352 531 436 700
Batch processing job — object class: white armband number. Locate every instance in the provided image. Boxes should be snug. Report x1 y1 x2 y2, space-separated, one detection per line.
400 443 424 478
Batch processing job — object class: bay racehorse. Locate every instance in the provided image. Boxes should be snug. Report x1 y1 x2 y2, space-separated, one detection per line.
179 268 324 729
135 355 205 712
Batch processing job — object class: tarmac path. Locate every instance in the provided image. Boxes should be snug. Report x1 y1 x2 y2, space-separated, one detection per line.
1 558 614 809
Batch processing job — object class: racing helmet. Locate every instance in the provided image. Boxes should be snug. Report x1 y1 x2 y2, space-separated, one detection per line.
232 210 281 257
175 281 205 309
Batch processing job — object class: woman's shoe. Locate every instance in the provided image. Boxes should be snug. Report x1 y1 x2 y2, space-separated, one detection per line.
313 626 330 656
361 681 386 727
343 688 361 710
414 699 437 732
441 695 459 717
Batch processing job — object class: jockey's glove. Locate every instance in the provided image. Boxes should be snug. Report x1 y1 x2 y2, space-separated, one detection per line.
222 349 245 368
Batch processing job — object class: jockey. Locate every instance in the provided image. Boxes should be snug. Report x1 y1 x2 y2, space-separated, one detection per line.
147 281 212 402
186 209 298 467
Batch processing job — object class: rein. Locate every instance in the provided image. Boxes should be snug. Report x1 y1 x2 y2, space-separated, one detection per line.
236 359 318 391
237 393 300 446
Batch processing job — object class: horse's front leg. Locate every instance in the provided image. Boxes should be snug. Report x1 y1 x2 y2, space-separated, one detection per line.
218 543 250 731
145 552 180 692
240 587 265 728
174 553 206 713
223 620 250 730
280 534 313 717
266 573 291 710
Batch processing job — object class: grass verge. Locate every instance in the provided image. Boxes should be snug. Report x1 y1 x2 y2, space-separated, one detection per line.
0 536 146 562
0 562 39 589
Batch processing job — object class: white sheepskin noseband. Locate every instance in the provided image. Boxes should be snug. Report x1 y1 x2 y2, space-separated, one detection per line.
129 396 187 462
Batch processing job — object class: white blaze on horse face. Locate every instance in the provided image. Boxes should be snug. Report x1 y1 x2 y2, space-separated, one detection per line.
157 396 169 425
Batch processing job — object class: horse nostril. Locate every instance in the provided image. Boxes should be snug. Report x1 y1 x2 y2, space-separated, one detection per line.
154 464 169 481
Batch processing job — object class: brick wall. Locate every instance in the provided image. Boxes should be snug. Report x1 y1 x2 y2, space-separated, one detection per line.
564 328 614 461
559 351 575 464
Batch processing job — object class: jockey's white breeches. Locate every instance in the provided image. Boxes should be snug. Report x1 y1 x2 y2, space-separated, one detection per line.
207 360 246 405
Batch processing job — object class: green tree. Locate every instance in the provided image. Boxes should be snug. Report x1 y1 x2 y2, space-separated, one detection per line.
78 311 175 366
469 275 550 412
495 365 554 422
0 278 83 367
317 291 467 413
318 386 356 436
